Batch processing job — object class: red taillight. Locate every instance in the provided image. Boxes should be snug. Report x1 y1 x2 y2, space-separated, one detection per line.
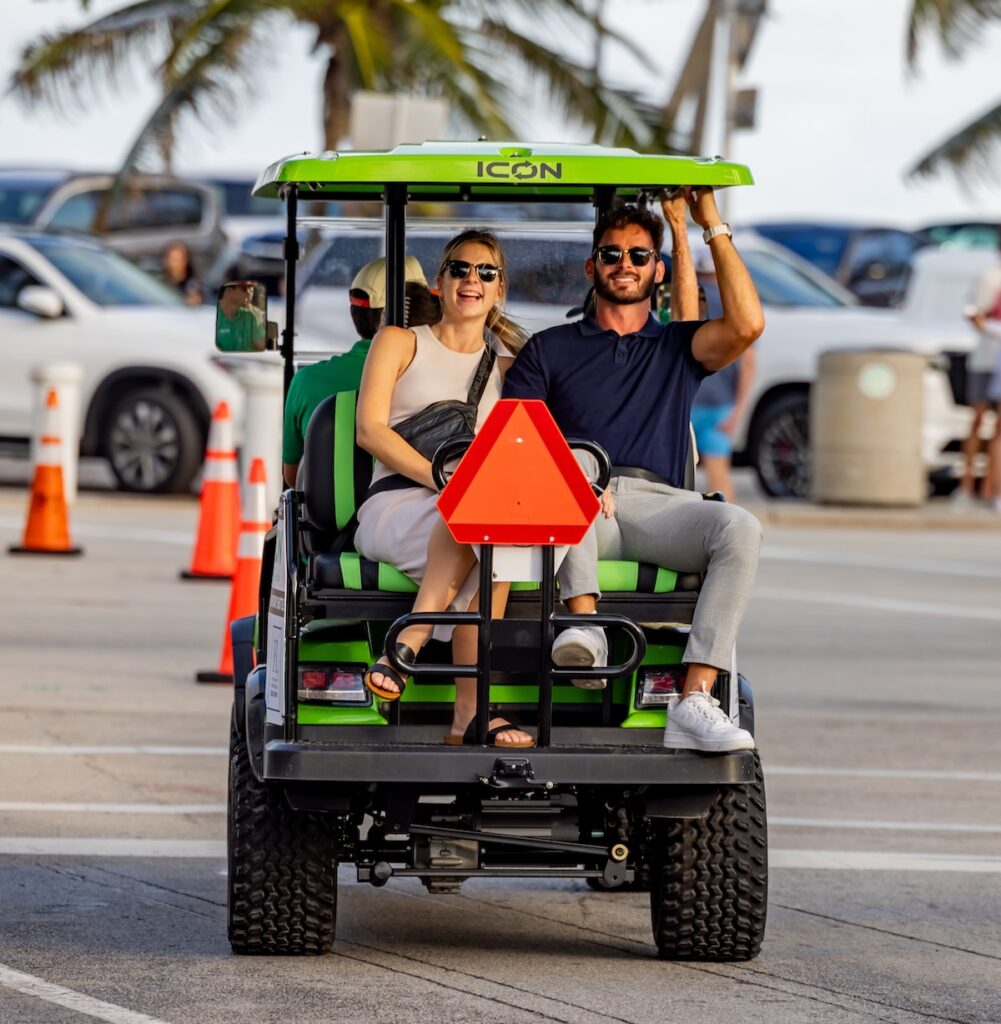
297 665 369 704
635 667 684 708
301 670 328 690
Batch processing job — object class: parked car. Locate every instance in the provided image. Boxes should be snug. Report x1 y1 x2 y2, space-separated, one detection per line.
0 229 243 492
919 221 1001 249
0 170 227 284
702 231 976 496
292 222 975 499
750 221 928 308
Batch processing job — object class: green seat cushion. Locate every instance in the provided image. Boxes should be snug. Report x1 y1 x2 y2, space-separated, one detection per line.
310 552 683 594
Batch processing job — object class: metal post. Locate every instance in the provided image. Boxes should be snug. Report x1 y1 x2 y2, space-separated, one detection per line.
537 545 556 748
385 184 407 328
475 546 494 746
281 185 299 401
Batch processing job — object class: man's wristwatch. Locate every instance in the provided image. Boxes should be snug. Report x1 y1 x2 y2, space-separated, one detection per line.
703 222 733 244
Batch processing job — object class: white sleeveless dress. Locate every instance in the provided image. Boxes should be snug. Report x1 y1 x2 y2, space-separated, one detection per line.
355 324 510 623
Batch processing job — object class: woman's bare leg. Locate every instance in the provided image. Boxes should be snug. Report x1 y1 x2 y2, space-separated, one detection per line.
368 519 475 694
449 582 533 745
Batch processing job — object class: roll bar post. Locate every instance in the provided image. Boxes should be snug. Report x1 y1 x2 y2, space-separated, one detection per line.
385 184 408 328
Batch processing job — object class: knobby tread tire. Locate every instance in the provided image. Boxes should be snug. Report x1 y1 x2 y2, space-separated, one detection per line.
227 716 337 955
650 752 768 961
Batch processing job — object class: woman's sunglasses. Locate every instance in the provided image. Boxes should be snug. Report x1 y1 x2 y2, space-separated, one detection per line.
592 246 658 267
444 260 502 283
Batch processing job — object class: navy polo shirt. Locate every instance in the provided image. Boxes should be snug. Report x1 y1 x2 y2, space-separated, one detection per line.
502 314 710 487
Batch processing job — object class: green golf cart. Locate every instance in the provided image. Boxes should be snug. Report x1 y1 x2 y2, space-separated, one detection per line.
224 141 767 962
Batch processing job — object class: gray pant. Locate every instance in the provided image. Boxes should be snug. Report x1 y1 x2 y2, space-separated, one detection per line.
559 462 762 671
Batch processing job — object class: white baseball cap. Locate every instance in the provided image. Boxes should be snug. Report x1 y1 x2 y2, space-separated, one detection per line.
350 256 427 309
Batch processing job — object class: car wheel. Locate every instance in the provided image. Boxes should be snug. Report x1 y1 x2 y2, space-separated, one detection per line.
103 387 202 494
749 392 811 499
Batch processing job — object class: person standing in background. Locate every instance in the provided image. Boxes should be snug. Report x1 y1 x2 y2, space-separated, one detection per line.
162 241 203 306
955 238 1001 507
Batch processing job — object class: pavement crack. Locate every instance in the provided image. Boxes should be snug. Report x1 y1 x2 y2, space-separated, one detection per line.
335 940 621 1024
773 901 1001 963
87 864 227 909
37 862 221 922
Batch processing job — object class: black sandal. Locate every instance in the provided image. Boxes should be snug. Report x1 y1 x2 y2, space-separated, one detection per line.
444 707 534 748
364 643 415 702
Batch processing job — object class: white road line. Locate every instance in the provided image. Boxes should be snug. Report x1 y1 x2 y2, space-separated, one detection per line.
0 838 225 857
0 745 227 756
0 802 225 815
769 765 1001 783
0 516 189 546
0 962 173 1024
771 816 1001 834
771 849 1001 873
3 838 1001 874
762 544 1001 579
754 585 1001 622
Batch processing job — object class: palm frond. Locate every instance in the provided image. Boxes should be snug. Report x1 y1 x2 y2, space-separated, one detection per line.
906 0 1001 66
907 97 1001 178
8 0 203 108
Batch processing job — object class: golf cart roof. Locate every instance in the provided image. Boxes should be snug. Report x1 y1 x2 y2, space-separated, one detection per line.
253 141 753 203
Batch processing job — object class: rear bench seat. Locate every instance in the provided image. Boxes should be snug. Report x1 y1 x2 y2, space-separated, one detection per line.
301 391 702 599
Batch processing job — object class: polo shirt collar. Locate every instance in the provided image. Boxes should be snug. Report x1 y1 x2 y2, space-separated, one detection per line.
579 314 662 338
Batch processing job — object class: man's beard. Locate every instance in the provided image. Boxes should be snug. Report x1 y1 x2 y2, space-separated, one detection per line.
592 269 657 306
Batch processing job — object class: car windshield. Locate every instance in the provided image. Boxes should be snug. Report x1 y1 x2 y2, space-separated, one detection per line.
742 248 847 308
0 181 58 225
209 180 285 218
32 236 184 306
752 225 852 278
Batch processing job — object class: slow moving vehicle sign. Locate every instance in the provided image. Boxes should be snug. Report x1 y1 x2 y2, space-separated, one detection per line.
437 399 600 545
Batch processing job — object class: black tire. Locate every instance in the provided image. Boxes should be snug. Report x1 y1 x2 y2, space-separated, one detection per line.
649 753 768 961
227 713 338 955
748 391 811 499
103 386 202 494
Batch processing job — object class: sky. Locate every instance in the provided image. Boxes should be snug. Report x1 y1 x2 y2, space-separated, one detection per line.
1 0 1000 228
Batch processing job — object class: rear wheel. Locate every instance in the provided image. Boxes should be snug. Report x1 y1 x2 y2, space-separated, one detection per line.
227 714 338 955
103 387 202 494
748 392 811 499
649 753 767 961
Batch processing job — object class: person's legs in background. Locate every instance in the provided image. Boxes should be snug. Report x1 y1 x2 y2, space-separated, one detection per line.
691 403 737 502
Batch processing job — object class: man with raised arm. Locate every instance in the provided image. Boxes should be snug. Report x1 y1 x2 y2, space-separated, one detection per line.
502 187 764 752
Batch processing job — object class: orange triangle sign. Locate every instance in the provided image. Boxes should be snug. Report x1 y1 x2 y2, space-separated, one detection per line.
437 399 601 545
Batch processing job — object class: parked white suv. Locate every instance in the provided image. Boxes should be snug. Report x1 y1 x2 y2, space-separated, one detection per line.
293 222 974 498
0 230 243 492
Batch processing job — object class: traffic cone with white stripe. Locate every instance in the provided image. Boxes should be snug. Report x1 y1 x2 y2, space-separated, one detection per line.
196 458 269 683
180 401 239 580
9 389 82 556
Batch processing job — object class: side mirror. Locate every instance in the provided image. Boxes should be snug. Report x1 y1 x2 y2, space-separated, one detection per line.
17 286 64 319
215 280 273 352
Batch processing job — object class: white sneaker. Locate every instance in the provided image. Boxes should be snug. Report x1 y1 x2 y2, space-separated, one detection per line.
552 625 607 689
664 691 755 752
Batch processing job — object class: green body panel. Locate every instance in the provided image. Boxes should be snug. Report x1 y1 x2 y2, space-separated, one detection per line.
333 392 358 531
254 142 752 200
298 705 387 725
620 709 667 729
400 678 631 705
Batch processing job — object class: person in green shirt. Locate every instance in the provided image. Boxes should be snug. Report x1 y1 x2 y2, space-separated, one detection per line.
282 256 432 486
216 281 266 351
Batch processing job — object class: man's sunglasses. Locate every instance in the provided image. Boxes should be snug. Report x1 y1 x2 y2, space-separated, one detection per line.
444 260 502 283
592 245 658 267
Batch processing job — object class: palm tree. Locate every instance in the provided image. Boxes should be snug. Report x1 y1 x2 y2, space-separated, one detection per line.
9 0 658 181
905 0 1001 178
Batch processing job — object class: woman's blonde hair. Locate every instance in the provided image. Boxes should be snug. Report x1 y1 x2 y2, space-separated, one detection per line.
437 229 529 353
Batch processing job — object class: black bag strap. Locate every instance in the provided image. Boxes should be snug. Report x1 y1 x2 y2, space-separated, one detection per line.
466 344 497 407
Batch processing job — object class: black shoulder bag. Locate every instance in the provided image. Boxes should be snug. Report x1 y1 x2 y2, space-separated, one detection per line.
392 343 496 461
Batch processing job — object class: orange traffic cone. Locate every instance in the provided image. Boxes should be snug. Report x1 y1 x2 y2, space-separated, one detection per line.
180 401 240 580
197 458 269 683
9 389 82 556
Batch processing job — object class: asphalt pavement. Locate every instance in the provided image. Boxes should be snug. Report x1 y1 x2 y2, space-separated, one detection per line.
0 466 999 1024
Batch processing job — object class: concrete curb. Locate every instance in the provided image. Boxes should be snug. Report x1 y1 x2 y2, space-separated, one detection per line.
742 499 1001 531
